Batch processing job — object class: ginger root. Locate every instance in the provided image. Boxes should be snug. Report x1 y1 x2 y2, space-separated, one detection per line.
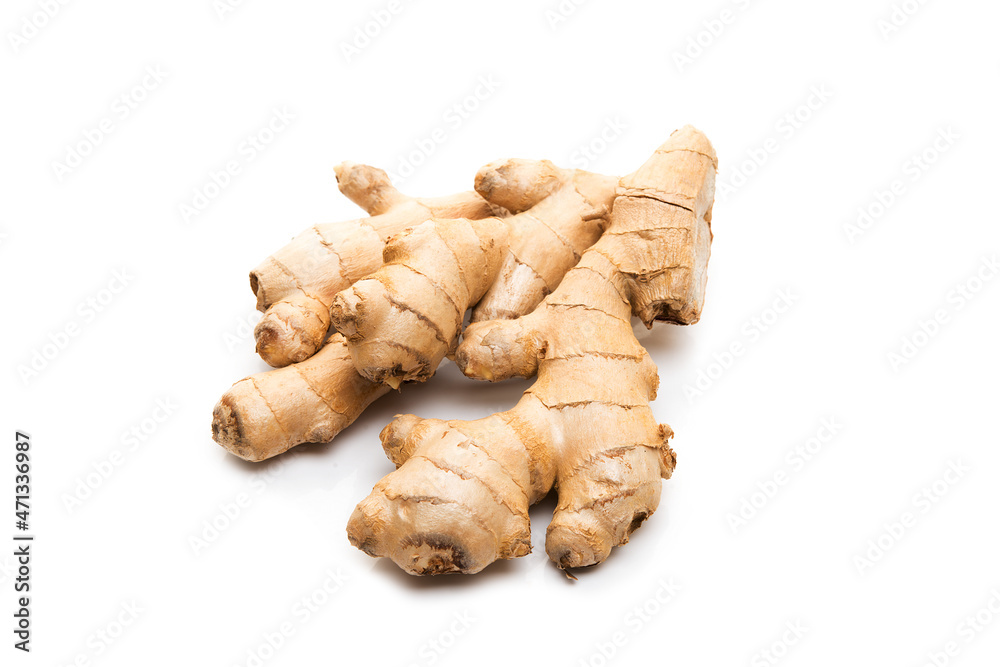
329 217 509 388
213 162 617 461
328 163 618 387
212 334 388 462
347 126 716 574
470 160 617 323
250 163 500 368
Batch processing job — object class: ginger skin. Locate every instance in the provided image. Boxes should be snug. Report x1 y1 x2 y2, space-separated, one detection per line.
213 162 617 461
329 216 510 388
212 334 388 462
214 215 509 463
470 160 617 323
250 163 500 368
329 163 618 388
347 126 717 574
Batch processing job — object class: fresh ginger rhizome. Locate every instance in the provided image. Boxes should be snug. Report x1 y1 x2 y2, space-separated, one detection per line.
213 127 718 575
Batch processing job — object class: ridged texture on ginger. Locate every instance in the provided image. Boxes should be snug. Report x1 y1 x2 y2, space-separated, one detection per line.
250 163 500 368
329 217 509 388
347 126 716 574
212 334 389 462
471 160 618 323
213 158 619 462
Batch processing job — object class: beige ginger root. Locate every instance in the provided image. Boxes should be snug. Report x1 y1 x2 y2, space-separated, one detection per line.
212 334 388 462
213 162 616 461
347 126 716 574
213 215 508 463
470 160 617 323
329 164 618 387
250 163 500 368
329 216 510 388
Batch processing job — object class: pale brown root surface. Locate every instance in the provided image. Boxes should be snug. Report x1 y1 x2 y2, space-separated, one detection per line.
329 217 509 387
471 162 618 324
250 163 497 367
349 126 715 574
212 335 389 462
216 157 608 463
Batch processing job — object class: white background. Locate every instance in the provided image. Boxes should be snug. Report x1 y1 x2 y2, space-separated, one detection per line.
3 0 999 665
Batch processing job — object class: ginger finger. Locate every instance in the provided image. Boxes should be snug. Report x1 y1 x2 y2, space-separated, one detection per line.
251 163 500 368
212 334 388 462
471 160 617 323
329 216 509 387
348 126 715 574
215 158 620 460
